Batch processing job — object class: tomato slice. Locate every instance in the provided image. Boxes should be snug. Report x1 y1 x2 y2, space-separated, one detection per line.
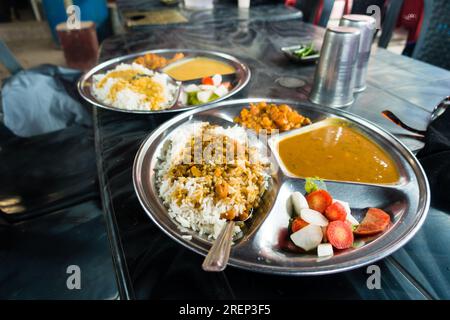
325 201 347 221
291 217 309 233
306 189 333 214
327 220 354 249
354 208 391 236
202 77 214 85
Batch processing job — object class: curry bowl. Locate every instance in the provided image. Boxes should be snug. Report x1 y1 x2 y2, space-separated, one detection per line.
268 117 407 186
133 98 429 275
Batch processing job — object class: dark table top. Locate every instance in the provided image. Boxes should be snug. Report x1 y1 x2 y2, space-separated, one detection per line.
94 19 450 299
116 1 303 29
0 125 118 299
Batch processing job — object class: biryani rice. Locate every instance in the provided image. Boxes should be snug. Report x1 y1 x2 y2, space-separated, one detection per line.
156 122 270 239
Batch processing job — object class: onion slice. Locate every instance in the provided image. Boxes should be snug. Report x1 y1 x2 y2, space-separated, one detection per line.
213 85 228 97
291 192 309 216
317 243 334 257
184 84 199 93
197 90 213 103
290 224 323 251
212 74 222 86
300 208 329 226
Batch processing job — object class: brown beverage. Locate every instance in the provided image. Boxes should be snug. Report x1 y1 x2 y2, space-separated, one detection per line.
56 21 99 71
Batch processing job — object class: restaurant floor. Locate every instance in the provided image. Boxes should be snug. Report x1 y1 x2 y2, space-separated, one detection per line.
0 21 66 81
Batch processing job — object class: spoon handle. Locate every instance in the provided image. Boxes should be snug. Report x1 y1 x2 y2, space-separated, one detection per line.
382 110 426 136
202 221 235 272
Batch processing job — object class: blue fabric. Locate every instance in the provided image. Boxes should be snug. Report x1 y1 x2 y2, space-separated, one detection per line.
1 64 92 137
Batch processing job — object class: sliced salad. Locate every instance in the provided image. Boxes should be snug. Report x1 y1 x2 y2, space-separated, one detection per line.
179 74 231 106
288 178 392 258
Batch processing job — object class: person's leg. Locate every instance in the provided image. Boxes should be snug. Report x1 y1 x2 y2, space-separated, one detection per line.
402 42 416 57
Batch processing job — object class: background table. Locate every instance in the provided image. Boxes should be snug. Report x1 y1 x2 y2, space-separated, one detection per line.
116 0 303 29
94 19 450 299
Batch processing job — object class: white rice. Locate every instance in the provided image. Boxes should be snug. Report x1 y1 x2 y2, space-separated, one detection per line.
92 63 177 111
156 122 270 240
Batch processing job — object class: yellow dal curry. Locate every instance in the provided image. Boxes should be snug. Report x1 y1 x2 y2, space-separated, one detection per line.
278 121 400 184
163 57 235 81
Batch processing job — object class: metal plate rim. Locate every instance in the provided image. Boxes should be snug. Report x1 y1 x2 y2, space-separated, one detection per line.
133 98 430 275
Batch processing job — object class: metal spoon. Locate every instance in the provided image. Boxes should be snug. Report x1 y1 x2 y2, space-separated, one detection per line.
172 73 236 86
202 213 251 272
382 96 449 137
430 96 450 121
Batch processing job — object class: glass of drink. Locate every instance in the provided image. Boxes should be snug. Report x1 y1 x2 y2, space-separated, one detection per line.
56 21 99 71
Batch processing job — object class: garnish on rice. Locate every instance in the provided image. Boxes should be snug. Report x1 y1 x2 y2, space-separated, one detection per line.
92 63 177 111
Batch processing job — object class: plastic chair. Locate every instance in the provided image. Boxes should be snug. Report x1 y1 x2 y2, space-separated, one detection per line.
378 0 404 48
0 40 23 75
289 0 335 27
412 0 450 70
316 0 336 27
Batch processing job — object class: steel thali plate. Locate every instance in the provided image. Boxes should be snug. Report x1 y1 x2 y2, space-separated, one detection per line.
133 98 429 275
78 49 251 114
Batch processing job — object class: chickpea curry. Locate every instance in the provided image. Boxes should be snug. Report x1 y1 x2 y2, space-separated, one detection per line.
277 120 400 184
166 124 269 221
134 52 185 70
234 102 311 133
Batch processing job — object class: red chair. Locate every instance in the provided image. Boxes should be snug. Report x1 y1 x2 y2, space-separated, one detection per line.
397 0 424 55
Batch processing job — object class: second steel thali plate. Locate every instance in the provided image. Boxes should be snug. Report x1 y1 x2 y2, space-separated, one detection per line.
133 98 429 275
78 49 251 114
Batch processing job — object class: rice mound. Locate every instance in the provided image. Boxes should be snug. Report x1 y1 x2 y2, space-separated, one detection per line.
92 62 177 111
156 122 270 239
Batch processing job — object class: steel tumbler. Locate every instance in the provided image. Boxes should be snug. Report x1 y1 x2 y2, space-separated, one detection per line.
340 14 377 92
309 26 361 108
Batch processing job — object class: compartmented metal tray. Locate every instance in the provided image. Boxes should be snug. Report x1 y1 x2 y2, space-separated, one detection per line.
133 98 429 275
78 49 251 114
